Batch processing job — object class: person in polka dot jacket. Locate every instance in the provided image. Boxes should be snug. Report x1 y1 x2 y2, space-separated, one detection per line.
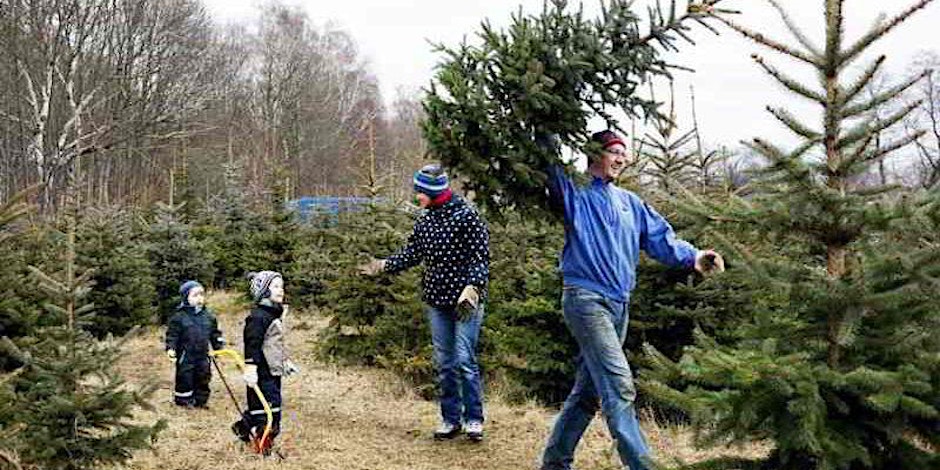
359 163 490 442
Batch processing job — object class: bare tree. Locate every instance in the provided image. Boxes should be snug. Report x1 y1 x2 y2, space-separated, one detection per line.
239 2 381 199
905 51 940 189
0 0 221 211
383 87 428 200
0 0 411 211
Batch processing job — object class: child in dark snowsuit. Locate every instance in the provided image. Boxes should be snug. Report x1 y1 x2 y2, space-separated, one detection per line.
165 280 225 407
233 270 299 451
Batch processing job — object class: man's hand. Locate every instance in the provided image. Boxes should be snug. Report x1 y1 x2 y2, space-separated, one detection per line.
242 365 258 387
695 250 725 274
358 258 387 276
456 285 480 321
166 349 176 361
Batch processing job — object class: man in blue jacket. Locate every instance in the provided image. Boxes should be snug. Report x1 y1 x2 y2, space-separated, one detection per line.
539 130 724 470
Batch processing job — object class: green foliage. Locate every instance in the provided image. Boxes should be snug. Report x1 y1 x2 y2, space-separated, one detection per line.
146 202 214 323
639 83 698 193
202 162 264 289
0 367 24 470
286 222 349 310
75 206 157 338
422 0 727 214
645 2 940 469
314 204 431 388
483 212 572 403
3 327 165 470
0 192 38 371
0 211 164 470
0 234 37 360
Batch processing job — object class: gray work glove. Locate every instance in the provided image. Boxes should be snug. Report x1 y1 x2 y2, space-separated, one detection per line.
456 285 480 321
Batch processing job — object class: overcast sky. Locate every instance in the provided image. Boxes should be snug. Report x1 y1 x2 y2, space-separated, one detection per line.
202 0 939 152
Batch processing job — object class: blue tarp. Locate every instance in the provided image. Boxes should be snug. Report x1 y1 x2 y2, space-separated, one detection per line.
287 196 386 224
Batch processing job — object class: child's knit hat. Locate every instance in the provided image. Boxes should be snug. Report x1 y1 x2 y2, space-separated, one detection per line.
247 271 282 302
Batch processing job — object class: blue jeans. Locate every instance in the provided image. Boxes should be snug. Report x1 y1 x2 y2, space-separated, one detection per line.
427 304 485 426
541 286 650 470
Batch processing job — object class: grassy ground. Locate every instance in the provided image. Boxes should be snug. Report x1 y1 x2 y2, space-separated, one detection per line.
117 291 765 470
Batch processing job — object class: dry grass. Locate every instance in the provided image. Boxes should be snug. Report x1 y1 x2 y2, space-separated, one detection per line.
115 291 766 470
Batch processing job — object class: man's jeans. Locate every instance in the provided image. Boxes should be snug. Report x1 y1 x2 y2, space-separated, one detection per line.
541 286 650 470
427 304 485 426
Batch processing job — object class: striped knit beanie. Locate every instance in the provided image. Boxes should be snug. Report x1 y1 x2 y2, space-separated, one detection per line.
247 270 282 302
413 163 449 197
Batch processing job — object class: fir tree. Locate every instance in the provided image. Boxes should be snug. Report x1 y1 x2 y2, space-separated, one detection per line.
147 202 214 323
0 204 164 470
262 162 302 276
0 191 38 369
0 368 24 469
422 0 733 214
640 81 698 193
75 206 157 338
484 212 572 403
317 203 428 386
643 1 940 469
689 85 729 192
203 160 266 289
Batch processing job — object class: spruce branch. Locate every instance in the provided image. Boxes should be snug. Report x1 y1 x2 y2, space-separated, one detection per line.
838 100 922 151
841 71 929 118
839 56 887 108
752 55 826 104
767 0 822 58
714 15 818 66
840 0 937 67
766 106 822 141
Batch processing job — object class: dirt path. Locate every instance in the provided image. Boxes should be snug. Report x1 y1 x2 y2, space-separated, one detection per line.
117 291 754 470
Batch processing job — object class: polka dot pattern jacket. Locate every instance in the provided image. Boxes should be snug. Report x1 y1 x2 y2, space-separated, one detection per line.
385 194 489 309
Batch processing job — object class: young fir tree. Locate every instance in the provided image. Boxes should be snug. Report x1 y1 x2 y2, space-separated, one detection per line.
0 191 38 369
146 202 214 323
253 164 301 280
640 81 699 193
422 0 733 214
316 203 428 387
0 206 164 470
75 206 157 338
643 1 940 469
689 85 729 192
484 212 572 403
203 160 266 289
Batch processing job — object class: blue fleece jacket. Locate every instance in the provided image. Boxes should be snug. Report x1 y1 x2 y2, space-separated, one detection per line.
546 165 698 302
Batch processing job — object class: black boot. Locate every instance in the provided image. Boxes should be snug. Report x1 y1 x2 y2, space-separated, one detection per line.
231 418 252 443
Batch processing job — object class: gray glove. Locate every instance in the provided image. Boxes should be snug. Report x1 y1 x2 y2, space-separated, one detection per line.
456 285 480 321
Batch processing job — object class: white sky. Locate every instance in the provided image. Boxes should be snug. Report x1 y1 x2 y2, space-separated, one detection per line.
202 0 940 152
